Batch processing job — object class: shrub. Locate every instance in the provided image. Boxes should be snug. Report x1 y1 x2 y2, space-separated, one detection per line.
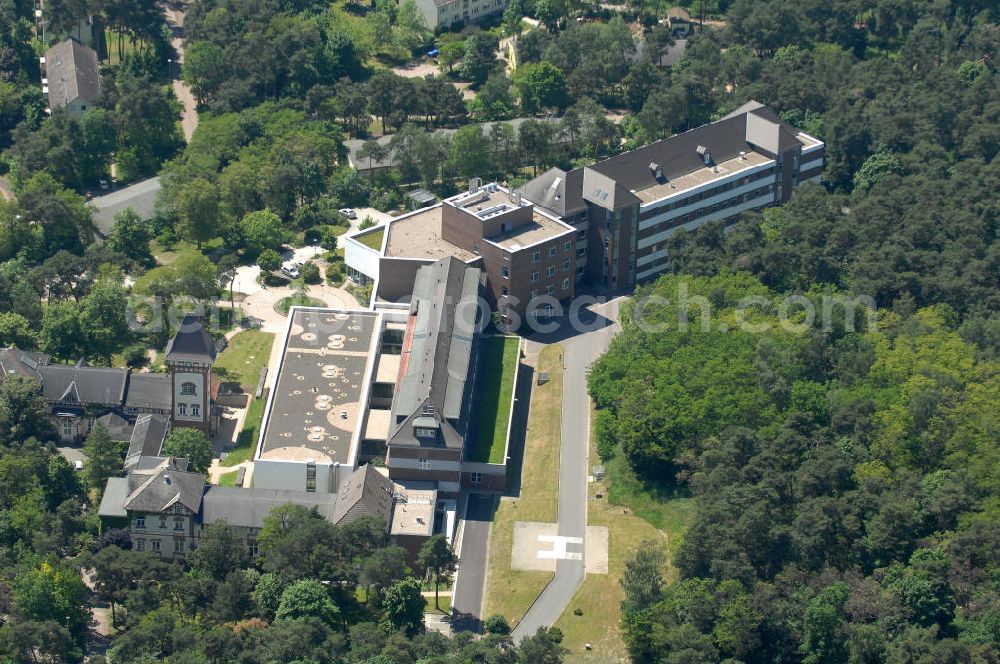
484 614 510 635
122 344 148 368
594 408 618 461
300 261 321 284
326 261 345 284
258 248 281 273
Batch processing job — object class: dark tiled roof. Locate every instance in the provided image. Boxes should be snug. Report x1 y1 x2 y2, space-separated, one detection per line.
165 315 217 363
201 486 338 529
517 168 587 217
331 464 395 528
390 258 480 449
37 364 127 405
98 477 129 519
0 348 48 381
131 455 189 472
95 412 132 441
521 102 806 214
124 458 205 514
125 373 172 411
124 414 169 470
44 38 100 109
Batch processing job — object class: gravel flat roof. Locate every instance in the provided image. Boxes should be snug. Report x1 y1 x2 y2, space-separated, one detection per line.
257 309 378 465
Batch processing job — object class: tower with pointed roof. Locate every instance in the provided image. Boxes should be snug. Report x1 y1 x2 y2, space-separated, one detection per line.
164 314 217 435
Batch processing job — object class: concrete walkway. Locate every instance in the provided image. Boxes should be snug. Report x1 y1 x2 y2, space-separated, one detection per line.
240 281 360 335
512 297 623 641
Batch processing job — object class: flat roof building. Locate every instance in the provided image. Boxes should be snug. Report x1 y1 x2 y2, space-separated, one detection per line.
252 308 399 494
346 182 578 327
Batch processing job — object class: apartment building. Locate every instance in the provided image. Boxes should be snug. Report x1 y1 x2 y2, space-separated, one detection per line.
414 0 508 30
345 182 578 326
517 100 825 289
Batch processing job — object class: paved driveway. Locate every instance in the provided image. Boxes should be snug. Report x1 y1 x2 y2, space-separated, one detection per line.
90 177 160 235
452 494 497 633
512 297 623 641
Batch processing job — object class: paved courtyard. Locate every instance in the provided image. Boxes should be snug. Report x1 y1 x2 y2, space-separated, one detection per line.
511 521 609 574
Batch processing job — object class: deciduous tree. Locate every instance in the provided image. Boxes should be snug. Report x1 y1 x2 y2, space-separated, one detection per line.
162 428 213 473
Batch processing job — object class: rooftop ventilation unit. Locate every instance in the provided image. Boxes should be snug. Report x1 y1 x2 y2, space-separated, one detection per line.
649 161 665 183
739 151 748 160
696 145 712 166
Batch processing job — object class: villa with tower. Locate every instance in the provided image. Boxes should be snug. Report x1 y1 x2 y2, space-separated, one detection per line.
0 314 220 448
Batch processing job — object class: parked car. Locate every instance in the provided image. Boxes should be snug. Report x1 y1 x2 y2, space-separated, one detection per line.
281 263 300 278
339 208 357 220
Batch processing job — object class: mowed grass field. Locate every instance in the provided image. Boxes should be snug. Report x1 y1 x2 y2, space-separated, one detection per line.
553 406 696 661
482 344 564 626
467 336 520 464
214 331 275 392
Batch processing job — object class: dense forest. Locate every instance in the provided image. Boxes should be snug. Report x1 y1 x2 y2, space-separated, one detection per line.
589 0 1000 661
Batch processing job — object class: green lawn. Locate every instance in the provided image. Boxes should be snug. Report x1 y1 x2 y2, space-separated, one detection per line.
150 237 224 266
275 294 326 315
216 471 240 487
604 453 695 535
214 331 275 392
467 337 519 464
220 395 266 467
483 345 563 626
426 594 452 614
355 227 384 250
